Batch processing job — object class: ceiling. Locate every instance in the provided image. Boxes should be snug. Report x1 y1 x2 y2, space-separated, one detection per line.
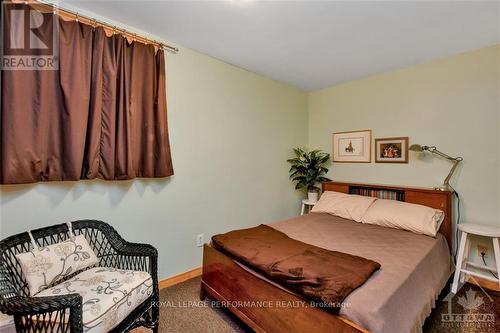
63 0 500 91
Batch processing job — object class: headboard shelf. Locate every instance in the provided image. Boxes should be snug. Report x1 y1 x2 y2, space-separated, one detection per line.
322 181 454 251
323 181 450 194
349 185 405 201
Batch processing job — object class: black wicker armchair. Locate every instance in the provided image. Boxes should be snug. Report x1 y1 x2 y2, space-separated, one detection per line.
0 220 159 333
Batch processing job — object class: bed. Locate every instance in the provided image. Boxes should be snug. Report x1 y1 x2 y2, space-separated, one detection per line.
200 181 454 333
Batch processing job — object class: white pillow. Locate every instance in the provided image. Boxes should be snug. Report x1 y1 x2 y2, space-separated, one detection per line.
311 191 377 222
16 234 99 295
361 199 444 237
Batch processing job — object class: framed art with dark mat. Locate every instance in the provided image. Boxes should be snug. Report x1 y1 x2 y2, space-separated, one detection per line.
375 137 409 163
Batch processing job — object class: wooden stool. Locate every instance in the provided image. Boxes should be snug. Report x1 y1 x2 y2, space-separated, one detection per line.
451 223 500 293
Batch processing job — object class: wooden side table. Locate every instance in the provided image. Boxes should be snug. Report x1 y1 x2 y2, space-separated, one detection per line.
301 199 317 215
451 223 500 293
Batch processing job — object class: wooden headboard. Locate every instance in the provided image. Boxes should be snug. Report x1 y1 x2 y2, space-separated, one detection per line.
322 181 454 251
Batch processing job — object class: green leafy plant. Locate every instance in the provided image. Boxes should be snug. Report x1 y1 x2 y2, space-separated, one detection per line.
287 148 331 192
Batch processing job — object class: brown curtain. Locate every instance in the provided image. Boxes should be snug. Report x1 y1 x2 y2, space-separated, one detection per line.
1 7 173 184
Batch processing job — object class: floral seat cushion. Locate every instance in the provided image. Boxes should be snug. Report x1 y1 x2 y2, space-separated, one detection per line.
36 267 153 333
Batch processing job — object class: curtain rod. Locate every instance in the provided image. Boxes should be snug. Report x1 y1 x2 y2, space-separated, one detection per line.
25 0 179 53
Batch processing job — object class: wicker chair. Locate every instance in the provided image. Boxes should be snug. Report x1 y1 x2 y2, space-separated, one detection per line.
0 220 159 333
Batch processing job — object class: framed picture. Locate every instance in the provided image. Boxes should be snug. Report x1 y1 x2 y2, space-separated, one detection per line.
332 130 371 163
375 137 409 163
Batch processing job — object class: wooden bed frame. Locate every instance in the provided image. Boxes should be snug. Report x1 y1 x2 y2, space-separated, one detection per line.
200 181 454 333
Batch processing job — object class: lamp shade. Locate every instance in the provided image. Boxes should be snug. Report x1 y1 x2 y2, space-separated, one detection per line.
409 144 424 152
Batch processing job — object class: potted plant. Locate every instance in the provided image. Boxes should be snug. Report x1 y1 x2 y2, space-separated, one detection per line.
287 148 331 203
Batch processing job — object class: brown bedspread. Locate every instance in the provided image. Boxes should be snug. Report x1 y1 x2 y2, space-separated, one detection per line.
211 224 380 310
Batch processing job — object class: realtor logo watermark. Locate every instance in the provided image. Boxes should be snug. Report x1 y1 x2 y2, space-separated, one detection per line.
441 278 495 330
1 1 59 70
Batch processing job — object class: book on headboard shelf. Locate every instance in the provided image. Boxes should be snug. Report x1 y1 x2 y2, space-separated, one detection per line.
349 186 405 201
